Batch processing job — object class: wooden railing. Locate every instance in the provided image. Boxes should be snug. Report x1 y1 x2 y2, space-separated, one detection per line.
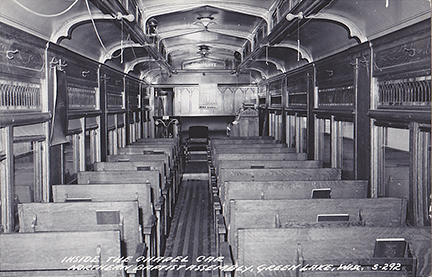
378 76 431 108
318 85 355 107
67 86 96 110
0 80 41 111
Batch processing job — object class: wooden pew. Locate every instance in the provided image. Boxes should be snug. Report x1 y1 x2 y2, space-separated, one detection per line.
237 227 431 277
214 153 308 170
18 202 142 260
210 138 278 145
116 147 181 198
221 180 369 220
228 198 407 259
212 143 288 149
214 152 307 164
76 170 169 245
211 148 296 163
130 140 182 173
107 153 171 170
224 180 368 201
215 160 323 176
107 153 176 200
93 160 174 216
77 171 161 199
0 231 122 277
52 183 158 258
211 136 274 140
217 168 341 204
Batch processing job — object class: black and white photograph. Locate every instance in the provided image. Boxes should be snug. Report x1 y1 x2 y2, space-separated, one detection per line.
0 0 430 276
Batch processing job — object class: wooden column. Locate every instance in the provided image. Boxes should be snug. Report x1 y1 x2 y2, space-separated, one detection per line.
355 55 371 180
1 126 14 232
78 118 86 172
100 74 108 162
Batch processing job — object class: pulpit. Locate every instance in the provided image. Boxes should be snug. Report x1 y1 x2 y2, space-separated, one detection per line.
227 103 259 137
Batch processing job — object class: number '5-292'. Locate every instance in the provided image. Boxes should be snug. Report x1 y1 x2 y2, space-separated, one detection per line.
372 263 402 271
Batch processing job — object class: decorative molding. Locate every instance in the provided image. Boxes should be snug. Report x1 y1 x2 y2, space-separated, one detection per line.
125 57 155 73
100 42 144 63
374 37 431 71
253 58 286 73
273 42 313 62
306 12 367 43
142 2 271 33
50 14 115 44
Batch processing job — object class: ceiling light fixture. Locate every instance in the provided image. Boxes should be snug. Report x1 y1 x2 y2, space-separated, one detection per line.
285 12 304 62
198 45 211 57
194 16 217 30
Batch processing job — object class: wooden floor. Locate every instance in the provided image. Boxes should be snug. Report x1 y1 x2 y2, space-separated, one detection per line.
159 160 216 277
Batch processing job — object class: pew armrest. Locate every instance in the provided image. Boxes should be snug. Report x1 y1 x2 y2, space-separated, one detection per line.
216 214 227 238
220 242 234 277
154 196 165 211
126 242 147 273
143 215 157 235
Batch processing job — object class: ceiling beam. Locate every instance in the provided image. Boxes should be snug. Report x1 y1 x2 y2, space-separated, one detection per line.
272 42 313 63
125 57 155 73
252 58 286 73
100 42 145 63
50 13 115 43
141 1 271 32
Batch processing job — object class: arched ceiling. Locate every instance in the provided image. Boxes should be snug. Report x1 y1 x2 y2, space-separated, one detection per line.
0 0 429 83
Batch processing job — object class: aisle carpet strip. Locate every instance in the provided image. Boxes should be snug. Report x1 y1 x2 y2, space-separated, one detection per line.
159 178 215 277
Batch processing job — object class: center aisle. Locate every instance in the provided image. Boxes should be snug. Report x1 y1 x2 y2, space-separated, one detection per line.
159 160 216 277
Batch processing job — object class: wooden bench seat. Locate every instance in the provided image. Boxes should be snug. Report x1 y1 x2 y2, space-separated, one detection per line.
228 198 407 259
118 146 175 162
218 168 341 203
116 147 181 192
224 179 368 200
105 154 177 214
0 230 122 277
215 160 323 176
52 183 159 257
76 170 170 242
212 147 296 158
215 152 307 163
212 143 288 149
236 227 431 277
18 202 142 259
107 153 171 169
210 139 280 145
77 171 161 198
93 160 176 216
211 136 275 140
221 180 369 217
132 139 180 159
214 153 308 170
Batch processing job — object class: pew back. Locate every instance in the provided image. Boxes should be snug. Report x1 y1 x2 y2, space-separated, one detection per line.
77 171 161 199
222 180 369 220
107 153 171 169
0 231 121 276
216 160 323 176
52 183 153 221
237 227 431 277
18 202 141 257
218 168 341 202
229 198 407 259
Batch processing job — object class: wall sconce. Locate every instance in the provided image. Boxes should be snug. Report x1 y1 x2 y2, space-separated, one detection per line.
285 12 304 21
115 12 135 22
147 18 158 35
